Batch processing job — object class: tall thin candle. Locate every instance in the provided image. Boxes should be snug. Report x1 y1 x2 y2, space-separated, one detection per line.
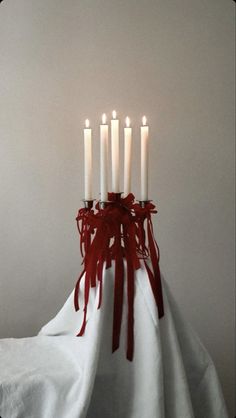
84 119 92 200
100 113 108 202
111 110 120 192
124 116 132 196
141 116 149 201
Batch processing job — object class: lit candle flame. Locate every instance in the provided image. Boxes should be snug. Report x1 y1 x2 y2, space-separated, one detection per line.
85 119 90 128
112 110 117 119
125 116 130 128
102 113 107 124
142 116 147 126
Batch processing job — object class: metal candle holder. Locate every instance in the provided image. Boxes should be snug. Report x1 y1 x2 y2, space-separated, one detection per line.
75 192 164 362
83 195 151 209
139 200 151 208
83 200 94 210
99 201 109 209
99 192 123 209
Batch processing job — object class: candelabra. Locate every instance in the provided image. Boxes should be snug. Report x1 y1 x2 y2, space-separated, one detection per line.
74 192 164 361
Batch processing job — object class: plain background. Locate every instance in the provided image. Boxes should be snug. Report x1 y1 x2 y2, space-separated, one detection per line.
0 0 235 416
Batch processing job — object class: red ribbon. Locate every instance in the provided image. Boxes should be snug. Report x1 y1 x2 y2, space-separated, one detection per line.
74 193 164 361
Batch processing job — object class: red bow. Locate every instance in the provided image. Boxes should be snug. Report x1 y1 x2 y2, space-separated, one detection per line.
74 193 164 361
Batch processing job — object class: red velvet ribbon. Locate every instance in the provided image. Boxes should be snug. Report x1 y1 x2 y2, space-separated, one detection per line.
74 193 164 361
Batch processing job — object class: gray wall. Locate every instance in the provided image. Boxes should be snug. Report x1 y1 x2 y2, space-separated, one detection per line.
0 0 234 415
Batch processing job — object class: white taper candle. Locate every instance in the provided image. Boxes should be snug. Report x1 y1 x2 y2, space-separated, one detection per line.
141 116 149 201
84 119 92 200
124 116 132 196
111 110 120 192
100 113 108 202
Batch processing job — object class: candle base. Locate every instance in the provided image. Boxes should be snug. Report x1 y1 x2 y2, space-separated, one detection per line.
139 200 151 208
83 200 94 210
99 201 110 209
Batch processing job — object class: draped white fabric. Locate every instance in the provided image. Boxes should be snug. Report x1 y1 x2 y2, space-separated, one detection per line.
0 264 228 418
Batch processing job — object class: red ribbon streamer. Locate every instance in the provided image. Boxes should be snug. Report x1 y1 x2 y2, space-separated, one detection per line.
74 193 164 361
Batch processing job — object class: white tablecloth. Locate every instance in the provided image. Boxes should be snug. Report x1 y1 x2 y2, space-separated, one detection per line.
0 264 228 417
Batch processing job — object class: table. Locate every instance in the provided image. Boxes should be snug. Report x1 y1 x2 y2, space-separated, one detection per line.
0 264 228 418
